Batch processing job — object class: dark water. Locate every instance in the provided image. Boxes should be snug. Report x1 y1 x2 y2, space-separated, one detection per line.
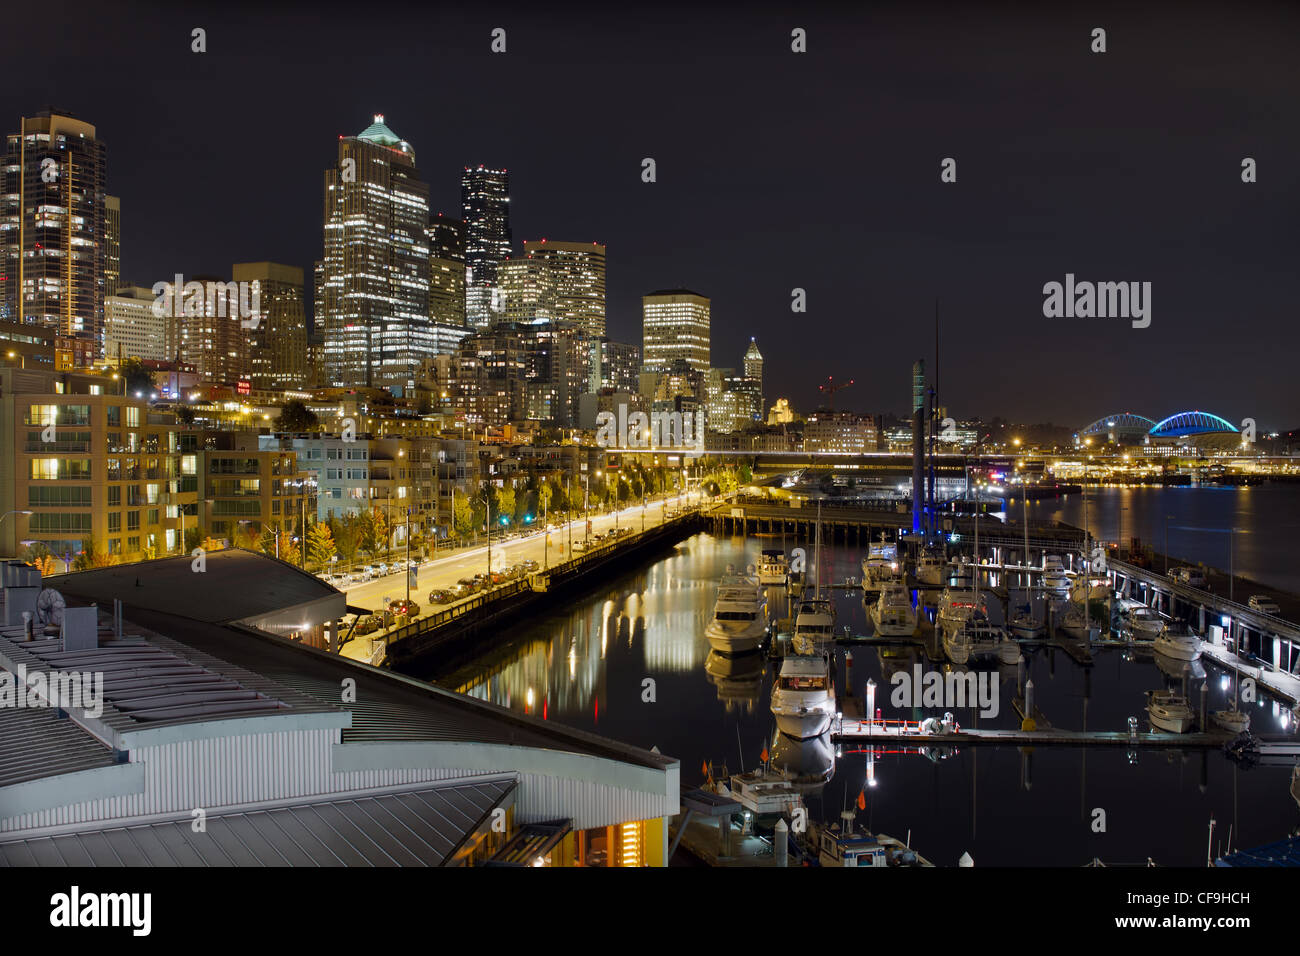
1021 483 1300 596
435 527 1300 867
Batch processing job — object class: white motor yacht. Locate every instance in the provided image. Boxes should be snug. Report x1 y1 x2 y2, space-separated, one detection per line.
705 574 768 655
794 595 837 644
870 582 918 637
771 642 837 739
936 586 984 638
1153 627 1202 662
915 548 946 587
757 549 788 586
950 618 1019 664
1042 555 1070 595
1124 605 1165 639
1146 690 1195 733
860 536 899 594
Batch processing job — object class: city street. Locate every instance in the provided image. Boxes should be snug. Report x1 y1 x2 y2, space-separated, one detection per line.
337 490 703 615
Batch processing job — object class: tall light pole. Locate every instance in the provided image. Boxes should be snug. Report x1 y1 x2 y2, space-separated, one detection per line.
566 476 572 558
1163 513 1175 576
483 488 492 582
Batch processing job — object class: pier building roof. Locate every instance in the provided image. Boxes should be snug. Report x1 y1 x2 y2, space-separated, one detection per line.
0 553 679 860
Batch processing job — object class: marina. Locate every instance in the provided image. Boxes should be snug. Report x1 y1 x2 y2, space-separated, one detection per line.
432 485 1300 866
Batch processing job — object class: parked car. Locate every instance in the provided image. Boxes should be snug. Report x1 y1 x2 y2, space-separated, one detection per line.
359 565 376 581
352 613 382 635
1248 595 1281 616
520 559 539 572
388 598 421 619
1170 567 1207 587
428 589 452 605
458 577 481 594
376 562 389 576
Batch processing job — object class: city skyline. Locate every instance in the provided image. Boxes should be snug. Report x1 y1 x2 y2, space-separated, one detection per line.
3 3 1298 428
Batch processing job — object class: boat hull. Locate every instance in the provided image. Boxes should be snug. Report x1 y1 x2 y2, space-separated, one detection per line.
1153 637 1201 662
772 709 834 740
1147 707 1194 733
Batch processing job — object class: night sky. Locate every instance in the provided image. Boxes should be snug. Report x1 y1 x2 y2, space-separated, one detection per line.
6 1 1298 427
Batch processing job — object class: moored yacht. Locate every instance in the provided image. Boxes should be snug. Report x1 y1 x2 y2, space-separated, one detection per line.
1123 604 1165 639
915 547 946 587
794 595 837 644
860 536 899 593
757 549 788 586
1146 690 1195 733
771 639 837 739
870 582 918 637
705 574 768 655
936 586 985 638
1042 555 1070 595
1009 602 1045 640
1153 626 1202 662
809 811 933 868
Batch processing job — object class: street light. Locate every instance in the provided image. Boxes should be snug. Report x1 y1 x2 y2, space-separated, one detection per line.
1163 513 1175 575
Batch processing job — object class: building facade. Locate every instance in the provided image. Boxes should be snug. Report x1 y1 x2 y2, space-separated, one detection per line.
642 289 710 373
0 110 108 359
318 116 433 391
461 165 511 329
234 261 307 392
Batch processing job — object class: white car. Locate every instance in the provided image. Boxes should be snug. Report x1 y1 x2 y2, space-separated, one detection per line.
1170 567 1207 587
1248 595 1281 616
376 562 389 576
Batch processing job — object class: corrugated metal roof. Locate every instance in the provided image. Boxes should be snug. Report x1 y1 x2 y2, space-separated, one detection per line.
0 623 343 737
0 777 515 867
0 702 117 788
55 549 340 625
119 607 677 770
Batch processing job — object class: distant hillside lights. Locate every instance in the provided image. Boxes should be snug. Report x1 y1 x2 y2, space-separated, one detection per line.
150 274 261 329
596 404 706 457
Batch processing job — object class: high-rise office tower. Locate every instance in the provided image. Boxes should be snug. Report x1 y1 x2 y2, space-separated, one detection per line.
427 214 466 327
461 165 511 328
318 115 432 390
234 261 307 391
105 195 121 295
0 110 108 357
170 276 251 386
104 285 168 362
520 240 606 336
744 337 763 395
642 289 710 373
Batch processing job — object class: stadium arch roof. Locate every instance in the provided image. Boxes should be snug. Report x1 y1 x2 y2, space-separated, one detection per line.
1149 411 1237 438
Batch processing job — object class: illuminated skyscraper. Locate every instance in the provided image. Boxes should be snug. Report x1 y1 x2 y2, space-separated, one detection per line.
234 261 307 391
461 165 511 328
318 115 432 390
519 240 606 336
105 195 121 295
642 289 710 373
427 214 465 327
743 337 763 396
0 110 108 357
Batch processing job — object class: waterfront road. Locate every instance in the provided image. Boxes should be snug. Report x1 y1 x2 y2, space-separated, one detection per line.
338 491 705 617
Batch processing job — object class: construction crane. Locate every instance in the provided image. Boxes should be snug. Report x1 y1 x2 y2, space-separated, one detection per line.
818 375 855 410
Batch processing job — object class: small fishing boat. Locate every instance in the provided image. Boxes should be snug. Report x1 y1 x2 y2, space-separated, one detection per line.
809 811 933 868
